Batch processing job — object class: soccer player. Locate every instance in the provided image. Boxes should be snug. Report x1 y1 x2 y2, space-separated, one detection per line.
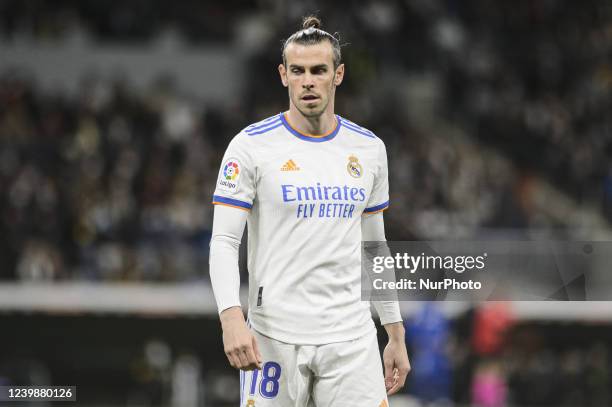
209 16 410 406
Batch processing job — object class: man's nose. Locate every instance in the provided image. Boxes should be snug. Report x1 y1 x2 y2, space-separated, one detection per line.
302 74 314 89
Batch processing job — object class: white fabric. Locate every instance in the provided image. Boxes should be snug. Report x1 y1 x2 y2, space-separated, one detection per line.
209 205 247 313
362 212 402 326
239 328 388 407
208 206 402 323
212 112 397 345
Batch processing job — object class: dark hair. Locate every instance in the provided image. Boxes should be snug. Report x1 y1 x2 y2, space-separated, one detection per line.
282 16 342 69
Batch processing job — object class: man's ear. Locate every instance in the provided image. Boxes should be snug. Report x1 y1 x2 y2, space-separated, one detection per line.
278 64 288 87
334 64 345 86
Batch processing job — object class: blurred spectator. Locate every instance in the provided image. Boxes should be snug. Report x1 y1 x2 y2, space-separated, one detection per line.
472 303 514 356
471 360 508 407
405 303 452 404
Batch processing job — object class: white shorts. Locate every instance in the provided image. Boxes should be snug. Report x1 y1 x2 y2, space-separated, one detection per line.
239 328 389 407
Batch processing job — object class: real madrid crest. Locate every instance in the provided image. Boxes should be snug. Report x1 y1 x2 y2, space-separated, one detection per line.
347 155 363 178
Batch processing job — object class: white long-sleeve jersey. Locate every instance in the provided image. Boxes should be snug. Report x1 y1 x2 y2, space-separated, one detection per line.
211 112 400 345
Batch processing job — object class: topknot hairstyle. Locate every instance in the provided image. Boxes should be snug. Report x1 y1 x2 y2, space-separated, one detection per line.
302 16 321 30
282 16 342 69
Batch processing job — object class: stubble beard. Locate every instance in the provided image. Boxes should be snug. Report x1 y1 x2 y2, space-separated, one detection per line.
291 84 334 119
296 98 328 118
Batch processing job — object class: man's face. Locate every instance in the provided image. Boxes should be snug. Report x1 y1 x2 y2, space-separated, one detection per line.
279 41 344 118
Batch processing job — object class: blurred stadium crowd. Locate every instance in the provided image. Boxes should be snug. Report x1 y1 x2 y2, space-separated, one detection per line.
0 72 215 281
1 0 610 283
1 1 612 405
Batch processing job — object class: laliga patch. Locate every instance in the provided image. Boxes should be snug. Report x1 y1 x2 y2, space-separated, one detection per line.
217 158 241 192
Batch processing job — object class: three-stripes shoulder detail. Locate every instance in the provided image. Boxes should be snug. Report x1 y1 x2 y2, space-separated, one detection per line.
243 114 282 136
338 116 377 139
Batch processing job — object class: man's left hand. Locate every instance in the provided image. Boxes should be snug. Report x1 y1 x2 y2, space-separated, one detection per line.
382 322 411 395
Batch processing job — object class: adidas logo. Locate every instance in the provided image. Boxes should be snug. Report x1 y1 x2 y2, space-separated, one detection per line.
281 159 300 171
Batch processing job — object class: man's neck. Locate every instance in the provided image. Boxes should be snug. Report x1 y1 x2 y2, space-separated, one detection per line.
286 108 336 136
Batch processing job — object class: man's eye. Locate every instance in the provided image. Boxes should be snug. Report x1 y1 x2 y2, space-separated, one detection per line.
292 69 302 74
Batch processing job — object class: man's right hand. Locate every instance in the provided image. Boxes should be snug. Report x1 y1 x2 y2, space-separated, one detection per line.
220 306 263 370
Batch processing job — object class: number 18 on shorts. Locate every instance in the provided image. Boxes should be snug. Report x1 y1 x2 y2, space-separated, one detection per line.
239 329 389 407
240 361 281 404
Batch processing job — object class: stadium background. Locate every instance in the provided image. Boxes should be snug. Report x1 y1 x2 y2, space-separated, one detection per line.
0 0 611 406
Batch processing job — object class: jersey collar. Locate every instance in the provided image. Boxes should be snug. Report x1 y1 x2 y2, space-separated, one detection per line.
280 112 341 143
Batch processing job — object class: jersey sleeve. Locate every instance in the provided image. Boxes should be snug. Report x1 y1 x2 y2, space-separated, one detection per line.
212 134 256 211
364 140 390 214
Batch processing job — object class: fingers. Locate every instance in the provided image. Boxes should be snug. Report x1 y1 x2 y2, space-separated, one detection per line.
383 357 395 391
386 368 401 395
224 333 262 371
225 348 239 369
227 347 260 370
237 347 251 369
244 339 262 370
386 363 411 396
252 335 263 366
